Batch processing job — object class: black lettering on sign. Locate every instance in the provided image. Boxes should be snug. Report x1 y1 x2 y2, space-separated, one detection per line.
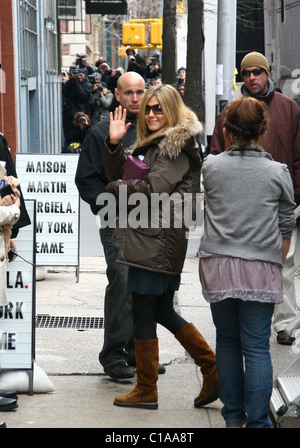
0 302 24 319
37 202 73 213
36 222 43 233
47 222 73 233
36 242 64 253
27 181 67 193
0 332 16 350
6 271 24 289
26 161 66 173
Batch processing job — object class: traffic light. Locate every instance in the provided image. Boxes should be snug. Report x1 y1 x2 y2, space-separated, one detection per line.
122 23 146 46
150 22 162 46
118 46 128 58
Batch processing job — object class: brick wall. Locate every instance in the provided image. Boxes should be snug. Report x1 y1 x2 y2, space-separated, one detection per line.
0 0 18 159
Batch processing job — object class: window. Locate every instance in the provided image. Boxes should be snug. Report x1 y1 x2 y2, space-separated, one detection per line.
44 1 58 73
20 0 38 78
58 0 82 20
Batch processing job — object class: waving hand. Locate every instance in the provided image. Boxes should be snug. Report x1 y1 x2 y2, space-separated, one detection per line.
109 106 132 145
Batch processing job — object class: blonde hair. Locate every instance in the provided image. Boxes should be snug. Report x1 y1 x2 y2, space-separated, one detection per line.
133 84 198 149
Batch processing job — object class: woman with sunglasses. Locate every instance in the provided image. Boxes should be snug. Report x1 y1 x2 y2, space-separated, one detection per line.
103 84 218 410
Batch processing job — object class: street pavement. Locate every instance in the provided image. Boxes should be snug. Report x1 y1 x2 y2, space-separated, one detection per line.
1 200 300 431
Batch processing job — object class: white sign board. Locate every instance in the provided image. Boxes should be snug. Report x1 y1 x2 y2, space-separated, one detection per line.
0 200 35 374
16 154 80 268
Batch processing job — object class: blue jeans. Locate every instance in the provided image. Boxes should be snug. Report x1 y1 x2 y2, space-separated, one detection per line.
210 299 274 428
99 227 134 368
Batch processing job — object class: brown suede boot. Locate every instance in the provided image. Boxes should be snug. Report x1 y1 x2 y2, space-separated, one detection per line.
175 323 218 407
113 338 159 410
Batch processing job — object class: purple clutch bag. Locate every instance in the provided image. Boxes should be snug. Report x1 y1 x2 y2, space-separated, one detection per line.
122 155 150 180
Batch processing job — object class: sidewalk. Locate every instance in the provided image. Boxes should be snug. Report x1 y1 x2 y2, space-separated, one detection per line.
2 255 300 429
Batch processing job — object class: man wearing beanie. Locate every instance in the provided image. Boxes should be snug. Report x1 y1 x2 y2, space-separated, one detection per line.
210 51 300 345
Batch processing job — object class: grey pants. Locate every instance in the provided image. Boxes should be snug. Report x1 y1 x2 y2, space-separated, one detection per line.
99 227 134 368
273 227 299 332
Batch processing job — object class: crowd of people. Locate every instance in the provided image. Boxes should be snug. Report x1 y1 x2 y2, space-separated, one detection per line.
61 50 185 152
74 50 300 428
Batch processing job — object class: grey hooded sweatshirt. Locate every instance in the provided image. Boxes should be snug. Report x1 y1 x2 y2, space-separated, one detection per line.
200 145 296 266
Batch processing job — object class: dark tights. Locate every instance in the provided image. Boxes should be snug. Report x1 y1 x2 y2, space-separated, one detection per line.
132 291 188 340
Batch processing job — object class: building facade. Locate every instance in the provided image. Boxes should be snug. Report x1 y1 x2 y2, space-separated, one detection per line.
0 0 61 158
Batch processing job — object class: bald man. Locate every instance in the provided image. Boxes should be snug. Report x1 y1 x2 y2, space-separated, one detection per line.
75 73 146 379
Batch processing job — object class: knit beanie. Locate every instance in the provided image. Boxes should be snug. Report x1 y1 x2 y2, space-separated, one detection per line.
240 52 270 77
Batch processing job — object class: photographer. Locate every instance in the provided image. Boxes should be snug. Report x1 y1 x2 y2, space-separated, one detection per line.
99 63 113 85
62 112 91 153
126 48 147 80
62 69 92 148
89 82 114 125
75 53 95 77
76 70 93 116
146 57 162 81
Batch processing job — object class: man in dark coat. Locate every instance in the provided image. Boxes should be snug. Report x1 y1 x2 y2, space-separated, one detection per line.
75 72 167 380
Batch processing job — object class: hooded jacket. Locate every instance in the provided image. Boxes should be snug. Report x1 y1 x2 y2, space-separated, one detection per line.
103 117 202 275
210 81 300 197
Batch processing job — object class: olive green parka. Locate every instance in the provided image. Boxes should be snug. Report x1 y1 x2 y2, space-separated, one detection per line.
103 116 202 275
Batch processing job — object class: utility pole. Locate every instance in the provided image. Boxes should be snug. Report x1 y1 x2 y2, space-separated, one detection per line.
216 0 237 114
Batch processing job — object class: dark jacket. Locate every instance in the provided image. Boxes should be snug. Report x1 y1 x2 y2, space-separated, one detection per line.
210 83 300 197
127 54 147 80
75 115 138 215
103 117 202 275
63 77 93 119
0 133 31 237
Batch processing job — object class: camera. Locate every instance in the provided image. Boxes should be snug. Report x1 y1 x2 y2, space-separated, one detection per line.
76 53 87 63
129 55 136 61
78 116 86 124
95 84 103 93
8 248 16 261
113 69 122 79
0 183 15 198
69 66 79 80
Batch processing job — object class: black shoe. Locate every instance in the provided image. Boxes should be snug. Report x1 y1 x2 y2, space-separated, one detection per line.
277 330 295 345
0 397 18 412
0 390 18 400
0 421 6 428
104 361 134 379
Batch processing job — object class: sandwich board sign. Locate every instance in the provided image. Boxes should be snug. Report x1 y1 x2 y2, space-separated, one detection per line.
0 200 36 394
16 154 80 281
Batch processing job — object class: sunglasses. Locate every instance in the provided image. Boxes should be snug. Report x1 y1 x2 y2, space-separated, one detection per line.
145 104 163 115
242 68 265 78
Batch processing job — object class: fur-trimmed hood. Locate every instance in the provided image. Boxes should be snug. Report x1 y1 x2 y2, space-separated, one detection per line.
158 115 203 172
158 116 203 158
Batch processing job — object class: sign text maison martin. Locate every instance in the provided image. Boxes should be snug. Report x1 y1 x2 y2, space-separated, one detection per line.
25 159 74 255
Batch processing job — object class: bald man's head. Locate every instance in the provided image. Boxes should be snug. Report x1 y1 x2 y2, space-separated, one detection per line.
115 72 145 116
